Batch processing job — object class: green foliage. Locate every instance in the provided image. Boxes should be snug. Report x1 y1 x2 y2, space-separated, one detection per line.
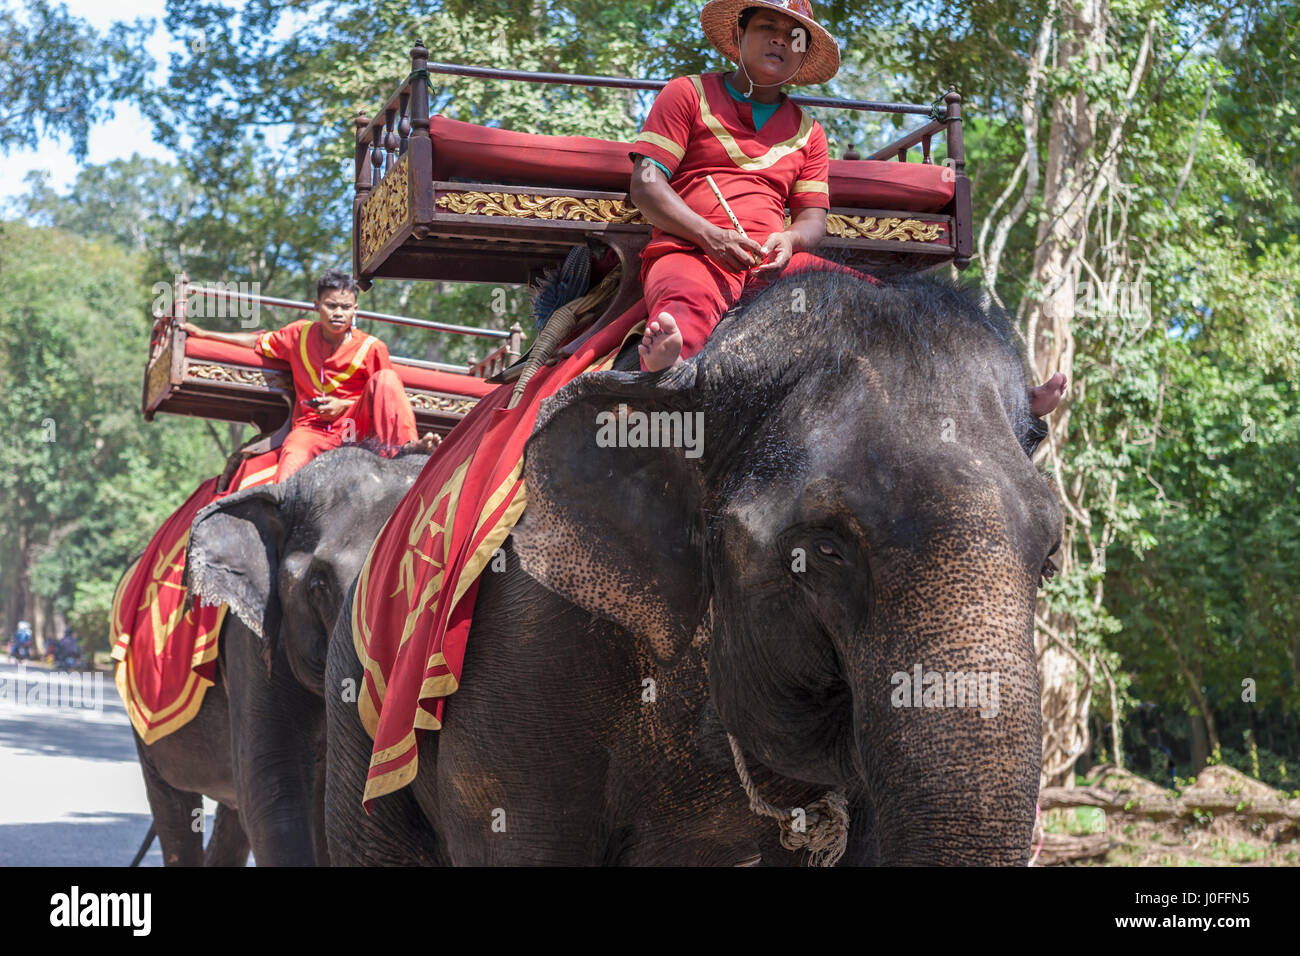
0 0 154 160
0 221 224 646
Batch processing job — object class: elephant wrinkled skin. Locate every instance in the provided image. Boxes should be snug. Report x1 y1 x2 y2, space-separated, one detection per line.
324 272 1063 866
124 446 425 865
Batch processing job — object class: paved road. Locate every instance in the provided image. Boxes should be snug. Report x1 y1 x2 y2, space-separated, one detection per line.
0 659 224 866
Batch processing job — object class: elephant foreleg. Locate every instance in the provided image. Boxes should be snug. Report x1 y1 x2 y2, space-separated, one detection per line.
203 803 251 867
225 618 324 866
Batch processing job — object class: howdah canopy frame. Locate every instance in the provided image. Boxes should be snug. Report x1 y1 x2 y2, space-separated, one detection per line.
352 49 972 312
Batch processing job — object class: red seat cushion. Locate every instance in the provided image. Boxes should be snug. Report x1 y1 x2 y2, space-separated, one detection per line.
183 335 494 398
427 114 954 214
431 115 631 192
185 335 290 369
394 363 495 397
827 159 952 213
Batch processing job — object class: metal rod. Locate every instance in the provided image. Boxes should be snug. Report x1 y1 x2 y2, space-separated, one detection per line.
390 356 473 374
187 285 511 340
425 62 937 116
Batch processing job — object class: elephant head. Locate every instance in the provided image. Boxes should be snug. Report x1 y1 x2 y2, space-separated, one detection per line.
511 270 1062 865
185 445 426 695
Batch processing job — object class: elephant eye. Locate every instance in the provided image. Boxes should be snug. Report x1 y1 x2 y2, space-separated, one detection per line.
815 539 845 563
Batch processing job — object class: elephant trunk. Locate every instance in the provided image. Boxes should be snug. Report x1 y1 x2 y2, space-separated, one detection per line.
846 512 1042 866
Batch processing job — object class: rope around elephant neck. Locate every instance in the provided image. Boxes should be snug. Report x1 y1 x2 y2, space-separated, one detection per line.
726 733 850 867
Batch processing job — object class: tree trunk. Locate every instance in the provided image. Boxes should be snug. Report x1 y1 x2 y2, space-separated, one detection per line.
1189 710 1208 773
1029 0 1110 788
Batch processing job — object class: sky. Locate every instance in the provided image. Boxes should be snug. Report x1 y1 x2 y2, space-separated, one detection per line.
0 0 210 205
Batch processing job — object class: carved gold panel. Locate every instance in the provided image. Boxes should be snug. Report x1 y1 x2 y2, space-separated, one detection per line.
359 155 412 263
435 190 647 225
825 214 945 243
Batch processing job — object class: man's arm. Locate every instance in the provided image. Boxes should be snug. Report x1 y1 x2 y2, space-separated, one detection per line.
628 158 765 273
181 322 262 349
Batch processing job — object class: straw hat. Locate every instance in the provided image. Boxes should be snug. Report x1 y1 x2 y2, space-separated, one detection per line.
700 0 840 87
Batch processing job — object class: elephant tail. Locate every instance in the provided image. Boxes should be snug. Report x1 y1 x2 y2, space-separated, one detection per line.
129 822 157 867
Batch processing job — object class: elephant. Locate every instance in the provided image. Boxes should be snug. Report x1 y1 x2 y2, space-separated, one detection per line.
323 270 1063 865
124 445 426 865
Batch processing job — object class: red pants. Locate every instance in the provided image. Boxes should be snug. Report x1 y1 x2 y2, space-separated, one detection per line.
639 250 871 369
274 369 418 481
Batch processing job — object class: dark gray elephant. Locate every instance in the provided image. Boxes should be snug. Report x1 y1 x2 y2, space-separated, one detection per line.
324 271 1062 865
126 445 426 865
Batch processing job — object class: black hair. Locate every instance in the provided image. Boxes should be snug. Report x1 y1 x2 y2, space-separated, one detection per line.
317 268 359 300
738 6 762 30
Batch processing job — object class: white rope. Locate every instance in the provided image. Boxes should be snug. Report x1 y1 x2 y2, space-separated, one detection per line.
727 733 850 867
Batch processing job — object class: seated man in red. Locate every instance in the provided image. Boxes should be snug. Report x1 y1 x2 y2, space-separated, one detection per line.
630 0 1066 417
184 269 437 481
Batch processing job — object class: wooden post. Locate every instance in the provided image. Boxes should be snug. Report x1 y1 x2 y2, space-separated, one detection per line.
408 42 434 235
945 87 972 270
353 112 372 282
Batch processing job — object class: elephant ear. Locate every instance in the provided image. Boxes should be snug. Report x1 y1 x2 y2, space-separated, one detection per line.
185 483 286 643
512 363 708 662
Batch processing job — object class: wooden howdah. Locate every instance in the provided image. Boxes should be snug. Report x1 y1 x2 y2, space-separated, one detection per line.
352 50 974 304
142 277 517 440
143 54 975 445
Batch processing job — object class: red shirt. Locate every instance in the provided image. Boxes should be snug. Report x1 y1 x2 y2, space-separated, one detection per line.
629 72 831 262
255 320 392 428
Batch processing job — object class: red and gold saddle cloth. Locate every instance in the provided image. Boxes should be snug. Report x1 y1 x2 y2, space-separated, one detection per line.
352 304 647 808
111 451 279 743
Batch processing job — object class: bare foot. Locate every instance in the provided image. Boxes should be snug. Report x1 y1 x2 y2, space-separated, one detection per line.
639 311 684 372
401 431 442 455
1029 372 1067 417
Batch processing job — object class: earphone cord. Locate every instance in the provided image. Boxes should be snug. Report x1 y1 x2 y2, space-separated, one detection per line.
736 51 805 96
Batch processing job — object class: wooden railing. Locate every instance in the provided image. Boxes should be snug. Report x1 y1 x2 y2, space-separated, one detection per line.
152 273 520 377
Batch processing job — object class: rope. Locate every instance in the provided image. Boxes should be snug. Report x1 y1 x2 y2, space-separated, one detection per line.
727 733 850 867
507 265 620 409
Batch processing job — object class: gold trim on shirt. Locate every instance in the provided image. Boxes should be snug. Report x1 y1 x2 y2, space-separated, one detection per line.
688 74 813 172
299 324 377 395
635 131 686 162
791 180 829 194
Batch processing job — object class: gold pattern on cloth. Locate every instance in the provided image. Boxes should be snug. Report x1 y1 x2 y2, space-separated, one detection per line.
825 214 945 243
359 154 411 263
435 190 648 224
142 532 191 656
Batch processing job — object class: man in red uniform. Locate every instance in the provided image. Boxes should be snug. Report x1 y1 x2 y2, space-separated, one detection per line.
629 0 1066 416
184 269 437 481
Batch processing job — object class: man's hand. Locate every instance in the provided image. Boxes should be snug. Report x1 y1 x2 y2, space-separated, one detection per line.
312 395 354 421
181 321 205 337
701 226 766 273
754 231 798 275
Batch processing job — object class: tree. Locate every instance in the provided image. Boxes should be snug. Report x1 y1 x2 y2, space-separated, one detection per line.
0 220 225 647
0 0 154 160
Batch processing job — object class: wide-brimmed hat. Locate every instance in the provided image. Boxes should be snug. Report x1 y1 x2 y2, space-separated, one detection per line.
700 0 840 87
